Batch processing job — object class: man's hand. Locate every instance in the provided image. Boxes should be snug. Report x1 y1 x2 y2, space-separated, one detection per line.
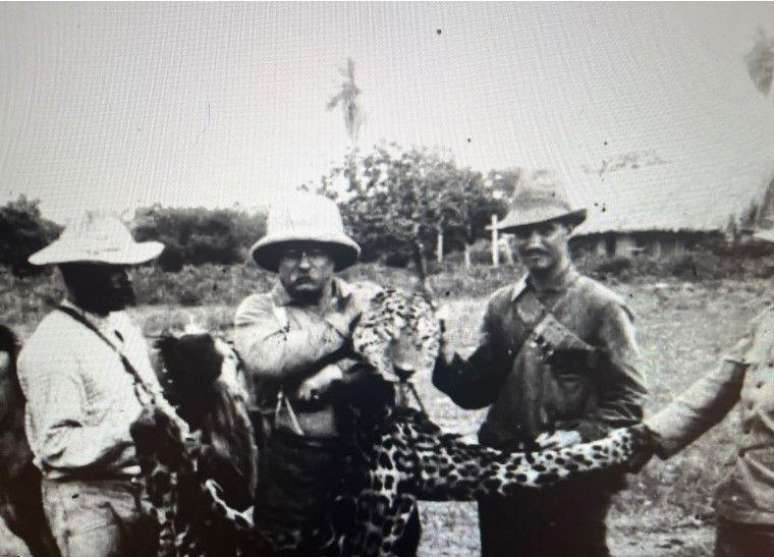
435 307 455 365
295 363 344 402
535 430 583 450
624 423 659 472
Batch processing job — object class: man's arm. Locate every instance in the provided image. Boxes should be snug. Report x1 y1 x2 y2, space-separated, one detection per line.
574 301 648 441
643 324 755 458
645 359 745 458
233 294 348 383
432 297 510 409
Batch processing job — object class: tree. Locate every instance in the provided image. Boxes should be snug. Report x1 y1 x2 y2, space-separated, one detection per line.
132 205 266 271
318 144 506 269
746 28 774 102
327 58 365 146
0 196 61 275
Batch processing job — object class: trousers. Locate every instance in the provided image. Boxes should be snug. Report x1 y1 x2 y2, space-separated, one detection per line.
41 478 156 557
714 516 774 557
478 475 615 557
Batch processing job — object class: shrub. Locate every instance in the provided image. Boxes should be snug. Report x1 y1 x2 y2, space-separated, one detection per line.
0 196 62 276
592 256 633 277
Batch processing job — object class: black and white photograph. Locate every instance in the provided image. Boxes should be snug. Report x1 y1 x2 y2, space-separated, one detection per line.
1 3 774 556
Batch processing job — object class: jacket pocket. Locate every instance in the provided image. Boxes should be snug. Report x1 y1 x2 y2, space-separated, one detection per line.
546 372 593 422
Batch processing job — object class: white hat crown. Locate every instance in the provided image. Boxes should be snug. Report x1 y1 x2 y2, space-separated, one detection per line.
250 193 360 272
28 212 164 266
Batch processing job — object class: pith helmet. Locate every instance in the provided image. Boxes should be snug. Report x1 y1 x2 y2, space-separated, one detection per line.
28 212 163 266
497 176 586 232
250 192 360 272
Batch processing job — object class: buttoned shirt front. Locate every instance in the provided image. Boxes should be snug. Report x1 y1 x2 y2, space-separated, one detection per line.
648 305 774 525
17 300 163 480
434 267 647 449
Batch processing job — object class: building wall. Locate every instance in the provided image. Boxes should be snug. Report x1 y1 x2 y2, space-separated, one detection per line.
572 230 718 258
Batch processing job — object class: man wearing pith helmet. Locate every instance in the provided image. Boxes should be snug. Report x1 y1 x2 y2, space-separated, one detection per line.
432 179 648 557
234 192 384 554
18 213 172 556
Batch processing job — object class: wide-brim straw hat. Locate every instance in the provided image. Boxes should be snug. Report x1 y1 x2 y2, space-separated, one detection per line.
497 176 586 232
250 192 360 272
29 213 164 266
754 228 774 243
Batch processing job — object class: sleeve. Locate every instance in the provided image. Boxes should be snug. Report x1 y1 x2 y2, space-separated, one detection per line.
19 348 138 472
432 296 510 409
574 300 648 440
233 294 347 383
644 317 758 459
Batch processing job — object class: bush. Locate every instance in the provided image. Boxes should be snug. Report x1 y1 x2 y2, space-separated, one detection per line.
591 256 633 278
0 196 61 276
132 205 266 271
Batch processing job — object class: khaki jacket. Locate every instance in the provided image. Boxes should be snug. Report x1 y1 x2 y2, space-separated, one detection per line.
434 268 648 449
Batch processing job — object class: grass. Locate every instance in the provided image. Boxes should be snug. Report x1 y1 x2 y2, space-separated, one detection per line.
2 270 770 556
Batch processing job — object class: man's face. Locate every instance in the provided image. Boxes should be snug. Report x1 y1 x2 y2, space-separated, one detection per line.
512 220 572 275
59 263 136 315
277 243 335 301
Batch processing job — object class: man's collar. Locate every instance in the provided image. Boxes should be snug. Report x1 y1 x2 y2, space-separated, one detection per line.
510 266 579 301
60 298 112 325
271 277 352 308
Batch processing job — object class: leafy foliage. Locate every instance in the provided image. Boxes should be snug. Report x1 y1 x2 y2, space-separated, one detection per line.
132 205 266 271
746 27 774 99
0 196 61 276
316 144 508 266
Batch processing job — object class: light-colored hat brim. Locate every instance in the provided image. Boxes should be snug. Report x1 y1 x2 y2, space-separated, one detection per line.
29 241 164 266
251 233 360 272
497 208 587 231
754 229 774 243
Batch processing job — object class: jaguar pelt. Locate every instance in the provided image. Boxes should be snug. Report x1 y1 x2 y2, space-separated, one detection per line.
321 373 653 557
133 328 652 557
351 287 441 381
181 373 652 557
130 332 257 557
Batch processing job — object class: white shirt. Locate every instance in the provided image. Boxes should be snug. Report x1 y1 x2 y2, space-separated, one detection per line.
17 300 164 480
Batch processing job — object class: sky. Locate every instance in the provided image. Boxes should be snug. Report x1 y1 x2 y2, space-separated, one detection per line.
1 2 773 224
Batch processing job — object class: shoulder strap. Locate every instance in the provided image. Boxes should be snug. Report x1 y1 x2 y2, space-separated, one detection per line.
56 305 154 402
513 288 594 364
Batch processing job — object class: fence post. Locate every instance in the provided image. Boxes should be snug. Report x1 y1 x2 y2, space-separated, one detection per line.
491 214 499 268
436 229 443 264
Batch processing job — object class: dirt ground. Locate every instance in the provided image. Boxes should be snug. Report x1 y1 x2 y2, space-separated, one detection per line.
0 512 715 557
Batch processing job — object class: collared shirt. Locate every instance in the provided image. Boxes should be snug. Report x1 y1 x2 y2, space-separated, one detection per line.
234 278 380 433
647 305 774 525
17 300 163 480
434 267 647 449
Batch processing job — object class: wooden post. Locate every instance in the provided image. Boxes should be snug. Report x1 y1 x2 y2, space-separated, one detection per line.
491 214 499 268
464 243 472 270
501 236 514 265
436 229 443 264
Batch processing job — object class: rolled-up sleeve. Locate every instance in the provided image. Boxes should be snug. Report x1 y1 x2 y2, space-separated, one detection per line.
644 318 757 459
234 294 345 382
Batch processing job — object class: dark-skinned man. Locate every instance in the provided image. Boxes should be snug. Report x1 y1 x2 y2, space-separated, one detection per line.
18 213 177 557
